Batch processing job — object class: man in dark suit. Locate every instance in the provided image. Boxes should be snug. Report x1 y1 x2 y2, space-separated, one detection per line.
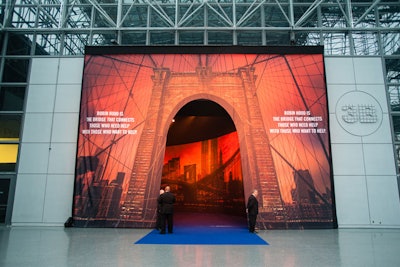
155 189 164 231
247 189 259 233
159 185 176 234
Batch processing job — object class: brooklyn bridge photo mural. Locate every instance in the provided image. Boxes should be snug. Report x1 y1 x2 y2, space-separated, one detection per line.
73 46 336 229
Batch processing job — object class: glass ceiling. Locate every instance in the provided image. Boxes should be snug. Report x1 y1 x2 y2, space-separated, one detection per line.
0 0 399 56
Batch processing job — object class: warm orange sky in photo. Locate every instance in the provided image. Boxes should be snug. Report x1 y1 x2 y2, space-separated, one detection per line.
76 51 331 214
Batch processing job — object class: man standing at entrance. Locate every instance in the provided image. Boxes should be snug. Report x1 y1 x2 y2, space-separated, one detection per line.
159 185 176 234
156 188 164 231
247 189 259 233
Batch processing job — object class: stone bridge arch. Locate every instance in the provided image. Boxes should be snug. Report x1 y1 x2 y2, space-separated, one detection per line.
120 66 284 228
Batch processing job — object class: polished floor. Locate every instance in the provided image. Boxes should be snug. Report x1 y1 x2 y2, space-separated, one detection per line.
1 225 400 267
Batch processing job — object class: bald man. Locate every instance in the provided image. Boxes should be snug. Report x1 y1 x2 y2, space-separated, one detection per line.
247 189 259 233
159 186 176 234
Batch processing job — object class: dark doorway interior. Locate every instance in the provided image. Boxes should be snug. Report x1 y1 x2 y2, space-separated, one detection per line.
166 99 237 146
162 100 247 227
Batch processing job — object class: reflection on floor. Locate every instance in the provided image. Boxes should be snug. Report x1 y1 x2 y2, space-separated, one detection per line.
1 225 400 267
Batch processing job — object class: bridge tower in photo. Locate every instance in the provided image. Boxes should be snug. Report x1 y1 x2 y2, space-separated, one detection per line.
120 66 285 228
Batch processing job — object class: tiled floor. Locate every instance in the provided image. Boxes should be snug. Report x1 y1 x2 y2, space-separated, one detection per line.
1 226 400 267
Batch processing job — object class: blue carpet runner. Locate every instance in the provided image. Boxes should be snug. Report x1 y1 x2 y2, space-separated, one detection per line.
135 226 268 245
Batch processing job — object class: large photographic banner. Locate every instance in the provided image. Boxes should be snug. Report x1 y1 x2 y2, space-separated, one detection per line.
73 46 336 229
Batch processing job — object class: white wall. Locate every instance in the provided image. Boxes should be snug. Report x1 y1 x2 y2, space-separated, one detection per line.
326 57 400 228
11 56 400 228
12 58 83 226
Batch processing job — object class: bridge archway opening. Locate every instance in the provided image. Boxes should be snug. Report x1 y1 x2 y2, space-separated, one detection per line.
161 99 247 227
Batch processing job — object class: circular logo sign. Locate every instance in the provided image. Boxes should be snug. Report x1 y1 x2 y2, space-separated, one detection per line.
335 91 383 136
